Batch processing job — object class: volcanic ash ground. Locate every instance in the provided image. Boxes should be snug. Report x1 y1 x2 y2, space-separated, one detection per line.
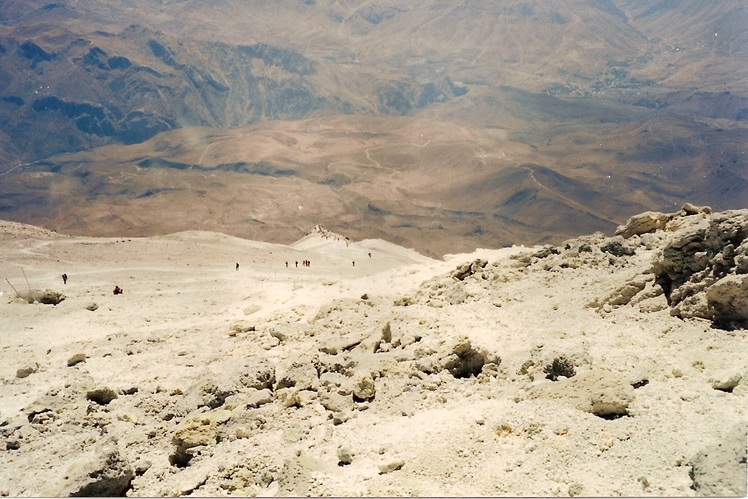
0 205 746 497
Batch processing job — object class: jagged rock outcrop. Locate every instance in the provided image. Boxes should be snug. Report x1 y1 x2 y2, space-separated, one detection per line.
610 204 748 328
412 335 498 380
451 259 488 281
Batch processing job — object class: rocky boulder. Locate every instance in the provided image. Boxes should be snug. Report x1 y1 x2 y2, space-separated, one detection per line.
524 369 635 419
690 424 747 496
649 208 748 327
170 408 232 467
41 439 133 497
615 211 673 238
451 259 488 281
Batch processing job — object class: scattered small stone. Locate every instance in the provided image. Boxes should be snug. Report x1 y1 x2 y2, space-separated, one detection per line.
378 459 405 474
134 460 152 476
67 353 86 367
16 363 39 378
568 482 584 497
87 388 119 405
638 476 650 490
269 329 287 342
332 412 354 425
245 388 274 408
352 374 376 402
337 447 354 466
235 427 252 439
601 237 636 257
711 374 742 393
86 302 98 311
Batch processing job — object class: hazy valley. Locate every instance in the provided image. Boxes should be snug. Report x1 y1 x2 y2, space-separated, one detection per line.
0 0 746 255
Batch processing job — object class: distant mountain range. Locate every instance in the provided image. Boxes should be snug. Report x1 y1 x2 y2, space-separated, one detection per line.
0 0 746 256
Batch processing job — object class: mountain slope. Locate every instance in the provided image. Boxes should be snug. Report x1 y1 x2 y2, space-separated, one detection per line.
0 208 746 496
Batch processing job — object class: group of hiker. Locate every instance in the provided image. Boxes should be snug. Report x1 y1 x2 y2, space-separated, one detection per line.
61 273 123 295
58 242 373 296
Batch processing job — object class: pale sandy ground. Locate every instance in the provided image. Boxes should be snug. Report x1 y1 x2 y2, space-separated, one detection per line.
0 219 746 497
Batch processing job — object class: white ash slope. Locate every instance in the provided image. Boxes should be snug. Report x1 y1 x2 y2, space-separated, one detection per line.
0 206 746 497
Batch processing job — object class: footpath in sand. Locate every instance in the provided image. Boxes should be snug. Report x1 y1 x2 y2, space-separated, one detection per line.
0 209 746 497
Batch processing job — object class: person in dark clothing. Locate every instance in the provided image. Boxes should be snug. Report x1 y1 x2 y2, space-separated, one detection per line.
62 273 68 284
236 263 239 271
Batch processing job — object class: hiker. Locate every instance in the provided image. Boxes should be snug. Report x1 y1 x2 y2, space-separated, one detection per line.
295 261 298 268
62 273 67 284
113 285 123 295
352 261 355 267
285 261 288 268
236 263 239 271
